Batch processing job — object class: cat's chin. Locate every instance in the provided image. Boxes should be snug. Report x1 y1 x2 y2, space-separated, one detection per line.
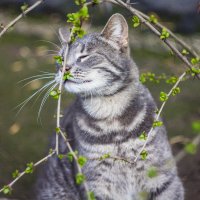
63 81 93 94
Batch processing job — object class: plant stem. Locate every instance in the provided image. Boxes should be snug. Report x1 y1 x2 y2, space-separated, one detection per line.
0 0 44 38
0 150 55 193
134 72 186 162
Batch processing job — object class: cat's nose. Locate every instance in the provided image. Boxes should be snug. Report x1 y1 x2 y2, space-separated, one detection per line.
60 65 71 72
65 66 71 71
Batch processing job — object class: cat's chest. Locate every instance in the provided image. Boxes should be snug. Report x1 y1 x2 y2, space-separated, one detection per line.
72 112 147 164
71 111 146 199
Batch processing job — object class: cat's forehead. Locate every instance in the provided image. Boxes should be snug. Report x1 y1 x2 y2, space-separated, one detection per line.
69 33 100 52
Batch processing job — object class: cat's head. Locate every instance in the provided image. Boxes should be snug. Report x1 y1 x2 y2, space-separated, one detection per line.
56 13 138 96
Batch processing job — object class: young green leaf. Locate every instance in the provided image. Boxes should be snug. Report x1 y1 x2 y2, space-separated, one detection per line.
140 150 148 160
191 57 200 65
166 76 178 84
147 167 158 178
172 87 181 96
21 3 28 12
149 15 158 24
58 154 65 160
159 91 168 102
25 162 34 174
78 156 87 167
192 121 200 132
184 143 197 155
132 16 140 28
181 49 189 55
75 0 86 6
99 153 110 160
153 121 163 128
2 185 12 195
190 67 200 77
67 152 74 162
49 148 53 154
55 127 60 134
140 74 146 83
79 5 89 20
139 131 147 140
50 89 61 100
12 169 20 178
88 191 96 200
54 55 63 65
76 173 86 185
160 28 170 40
63 71 73 81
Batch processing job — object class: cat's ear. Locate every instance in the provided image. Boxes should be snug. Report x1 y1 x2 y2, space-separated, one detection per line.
101 13 128 48
59 27 71 44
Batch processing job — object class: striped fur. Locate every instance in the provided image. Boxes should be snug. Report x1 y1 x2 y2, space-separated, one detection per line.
36 14 184 200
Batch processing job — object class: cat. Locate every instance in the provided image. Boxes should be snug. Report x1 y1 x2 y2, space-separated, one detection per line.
36 13 184 200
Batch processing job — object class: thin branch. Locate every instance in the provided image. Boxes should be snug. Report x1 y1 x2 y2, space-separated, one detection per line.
55 46 69 155
134 71 187 162
59 129 91 199
111 0 198 73
137 11 199 58
0 150 55 193
55 30 90 198
0 0 44 38
90 155 135 165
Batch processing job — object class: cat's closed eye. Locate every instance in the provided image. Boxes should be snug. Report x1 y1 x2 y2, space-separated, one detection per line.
77 55 89 63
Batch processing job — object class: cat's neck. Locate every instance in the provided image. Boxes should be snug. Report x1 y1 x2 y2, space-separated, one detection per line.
80 79 139 119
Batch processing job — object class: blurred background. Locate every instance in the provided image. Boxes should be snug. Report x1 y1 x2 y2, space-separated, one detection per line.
0 0 200 199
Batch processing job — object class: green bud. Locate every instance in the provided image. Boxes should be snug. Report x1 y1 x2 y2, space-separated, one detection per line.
192 121 200 132
147 167 158 178
181 49 189 55
55 127 60 134
139 131 147 140
153 121 163 128
88 191 96 200
50 90 61 100
63 71 73 81
184 143 197 155
76 173 85 185
54 55 63 65
132 16 140 28
160 91 168 102
140 150 148 160
25 162 34 174
191 57 200 65
160 28 170 40
21 3 28 12
12 169 20 178
172 87 181 96
149 15 158 24
2 185 12 195
58 154 65 160
99 153 110 160
78 156 87 167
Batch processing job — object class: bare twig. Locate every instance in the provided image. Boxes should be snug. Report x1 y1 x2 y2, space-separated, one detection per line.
0 0 44 38
0 150 55 193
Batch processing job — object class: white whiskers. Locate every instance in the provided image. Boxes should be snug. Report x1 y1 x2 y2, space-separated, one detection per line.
15 72 58 119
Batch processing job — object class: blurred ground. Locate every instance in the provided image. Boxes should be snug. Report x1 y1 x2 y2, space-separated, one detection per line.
0 9 200 200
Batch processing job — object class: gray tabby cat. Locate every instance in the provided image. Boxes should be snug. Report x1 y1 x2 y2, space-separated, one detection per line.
36 14 184 200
